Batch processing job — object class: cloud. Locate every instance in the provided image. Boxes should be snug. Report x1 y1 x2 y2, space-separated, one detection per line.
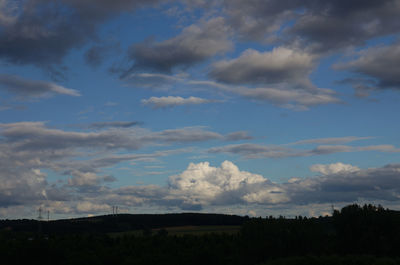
122 73 185 90
141 127 223 143
0 0 161 73
208 46 342 110
288 163 400 205
89 121 140 129
84 42 119 68
123 71 339 110
289 136 372 145
285 0 400 52
0 122 227 152
0 124 195 209
67 171 106 187
335 42 400 95
164 161 400 208
310 162 360 175
225 131 253 141
222 0 294 41
125 17 232 73
358 145 400 152
2 142 400 215
166 161 400 207
234 86 340 110
309 145 353 155
76 201 110 214
0 167 49 207
0 121 251 209
141 96 217 108
0 74 80 98
222 0 400 52
209 142 400 159
189 79 340 110
1 120 399 215
209 143 301 159
167 161 288 206
0 121 143 151
211 47 315 87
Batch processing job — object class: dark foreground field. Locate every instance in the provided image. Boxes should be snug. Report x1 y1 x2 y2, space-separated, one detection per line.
1 204 400 265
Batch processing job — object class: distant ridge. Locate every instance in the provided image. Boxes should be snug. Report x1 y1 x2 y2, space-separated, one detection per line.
0 213 248 234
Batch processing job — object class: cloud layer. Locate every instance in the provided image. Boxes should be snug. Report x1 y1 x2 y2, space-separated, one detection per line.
1 119 400 217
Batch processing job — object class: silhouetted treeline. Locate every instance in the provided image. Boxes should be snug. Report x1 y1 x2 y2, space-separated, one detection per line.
240 204 400 263
0 204 400 265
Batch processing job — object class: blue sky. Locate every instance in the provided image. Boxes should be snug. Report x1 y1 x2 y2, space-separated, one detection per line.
1 0 400 219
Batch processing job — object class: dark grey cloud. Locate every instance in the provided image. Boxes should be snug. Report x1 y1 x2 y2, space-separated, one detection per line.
286 0 400 52
124 17 232 74
222 0 295 41
0 0 160 73
335 42 400 94
287 163 400 204
0 74 80 98
223 0 400 52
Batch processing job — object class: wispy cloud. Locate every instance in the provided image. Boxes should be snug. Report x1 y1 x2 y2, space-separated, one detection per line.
208 142 400 159
288 136 373 145
142 96 218 108
89 121 141 129
0 74 80 98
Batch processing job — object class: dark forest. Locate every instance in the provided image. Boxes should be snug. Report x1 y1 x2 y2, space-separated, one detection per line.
1 204 400 265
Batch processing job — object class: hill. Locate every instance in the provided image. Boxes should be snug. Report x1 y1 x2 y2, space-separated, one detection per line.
0 212 247 234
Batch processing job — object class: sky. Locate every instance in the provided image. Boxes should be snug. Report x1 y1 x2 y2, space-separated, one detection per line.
1 0 400 219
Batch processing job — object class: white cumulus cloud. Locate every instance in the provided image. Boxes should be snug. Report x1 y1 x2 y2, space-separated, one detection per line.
167 161 288 206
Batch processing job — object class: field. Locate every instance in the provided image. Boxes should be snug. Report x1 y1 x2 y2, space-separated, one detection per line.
109 225 241 237
153 225 241 235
